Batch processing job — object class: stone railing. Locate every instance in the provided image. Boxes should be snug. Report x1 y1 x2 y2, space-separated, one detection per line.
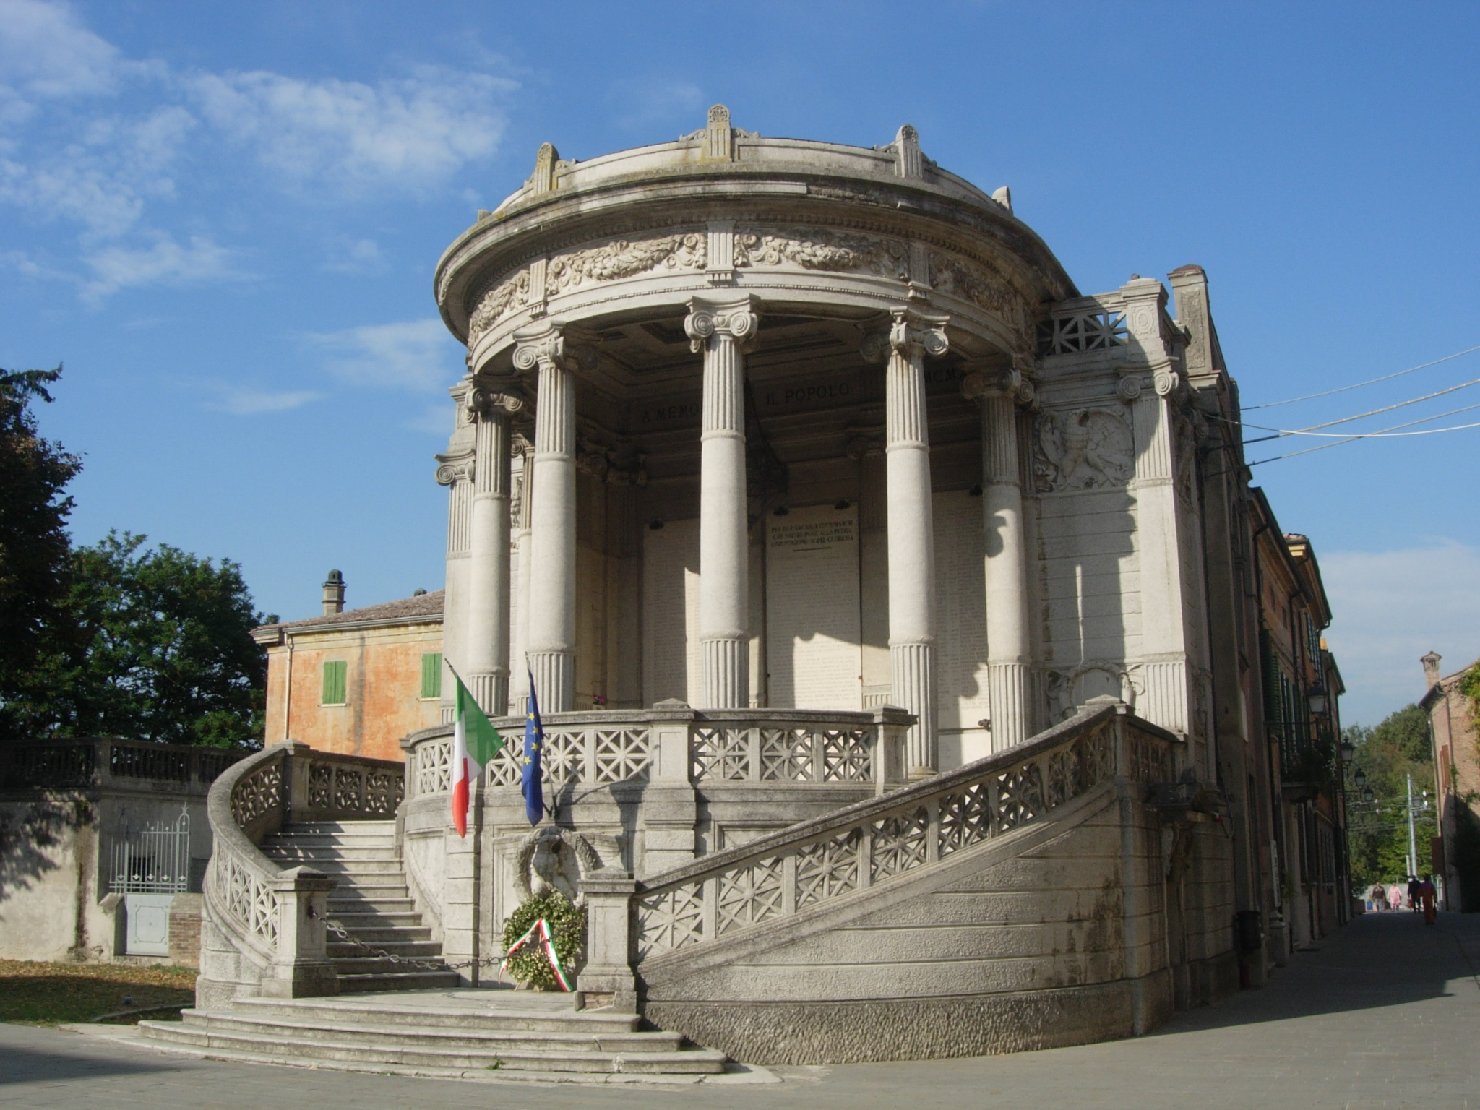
202 741 405 999
620 702 1175 968
1037 295 1128 358
0 737 247 790
403 705 910 800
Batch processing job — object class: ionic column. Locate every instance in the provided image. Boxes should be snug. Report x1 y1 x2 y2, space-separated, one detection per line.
868 307 949 777
963 363 1034 750
686 296 758 708
463 388 519 715
514 324 578 712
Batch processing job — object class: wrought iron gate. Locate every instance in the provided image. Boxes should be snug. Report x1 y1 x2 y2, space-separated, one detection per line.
109 810 190 956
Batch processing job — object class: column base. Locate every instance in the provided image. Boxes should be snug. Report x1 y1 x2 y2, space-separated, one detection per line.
890 640 936 774
529 651 573 714
701 636 748 708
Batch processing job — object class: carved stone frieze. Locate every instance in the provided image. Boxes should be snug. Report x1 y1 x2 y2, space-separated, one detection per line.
546 233 706 294
733 227 907 278
930 251 1031 344
468 271 531 347
1032 407 1134 493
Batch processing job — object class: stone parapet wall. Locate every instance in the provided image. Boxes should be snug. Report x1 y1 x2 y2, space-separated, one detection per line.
640 782 1175 1063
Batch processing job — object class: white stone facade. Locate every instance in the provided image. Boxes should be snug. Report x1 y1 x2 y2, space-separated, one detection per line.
433 107 1224 782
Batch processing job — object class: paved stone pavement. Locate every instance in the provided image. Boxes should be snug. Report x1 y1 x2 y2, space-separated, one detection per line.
3 910 1476 1109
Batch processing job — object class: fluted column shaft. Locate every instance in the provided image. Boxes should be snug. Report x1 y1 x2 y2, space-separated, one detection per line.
875 308 949 776
516 328 577 712
965 369 1032 750
464 391 515 715
687 297 757 708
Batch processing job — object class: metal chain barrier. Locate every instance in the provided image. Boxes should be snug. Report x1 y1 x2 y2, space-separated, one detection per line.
324 918 506 973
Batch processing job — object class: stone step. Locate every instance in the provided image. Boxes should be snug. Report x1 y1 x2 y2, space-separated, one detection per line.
281 820 397 835
171 1010 694 1056
328 939 444 960
264 845 401 864
227 993 646 1034
332 954 450 975
326 924 433 945
328 909 425 930
138 1016 727 1075
328 896 417 915
337 969 463 993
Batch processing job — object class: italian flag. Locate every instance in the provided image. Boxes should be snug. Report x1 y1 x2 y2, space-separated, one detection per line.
451 672 505 838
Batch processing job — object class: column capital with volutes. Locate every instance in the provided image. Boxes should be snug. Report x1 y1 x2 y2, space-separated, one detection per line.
961 365 1035 408
511 320 590 376
684 295 759 352
861 306 951 364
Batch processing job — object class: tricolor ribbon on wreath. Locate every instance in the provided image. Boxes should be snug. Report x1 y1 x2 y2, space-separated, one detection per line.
500 916 573 992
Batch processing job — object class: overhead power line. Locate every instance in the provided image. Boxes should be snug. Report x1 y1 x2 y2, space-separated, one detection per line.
1246 342 1480 410
1243 401 1480 444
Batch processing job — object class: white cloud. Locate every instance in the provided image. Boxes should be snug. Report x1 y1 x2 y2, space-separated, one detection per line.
1322 539 1480 726
321 236 385 275
187 66 513 196
0 0 126 99
311 318 459 392
83 233 242 301
207 388 322 416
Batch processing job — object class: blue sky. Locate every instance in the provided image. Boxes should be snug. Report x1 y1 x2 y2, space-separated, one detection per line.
2 0 1477 727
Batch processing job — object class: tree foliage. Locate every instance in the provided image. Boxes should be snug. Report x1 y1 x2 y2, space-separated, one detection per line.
1345 704 1439 888
0 367 80 683
5 531 265 748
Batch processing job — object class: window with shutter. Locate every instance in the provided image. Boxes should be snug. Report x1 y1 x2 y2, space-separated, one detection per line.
322 660 347 706
421 652 443 700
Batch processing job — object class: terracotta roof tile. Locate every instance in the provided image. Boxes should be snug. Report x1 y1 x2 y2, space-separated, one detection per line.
257 589 444 634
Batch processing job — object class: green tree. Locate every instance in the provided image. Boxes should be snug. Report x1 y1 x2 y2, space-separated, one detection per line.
1345 705 1439 888
7 531 265 748
0 366 81 689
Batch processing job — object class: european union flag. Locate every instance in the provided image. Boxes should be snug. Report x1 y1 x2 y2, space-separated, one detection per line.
522 670 545 826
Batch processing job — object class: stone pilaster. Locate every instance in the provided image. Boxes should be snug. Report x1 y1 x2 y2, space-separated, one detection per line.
435 397 475 723
687 295 758 709
463 387 520 715
963 361 1035 751
514 322 579 712
1119 277 1193 740
867 307 949 776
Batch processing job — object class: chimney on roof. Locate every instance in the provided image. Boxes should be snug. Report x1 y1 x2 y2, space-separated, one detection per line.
322 569 346 615
1421 650 1442 690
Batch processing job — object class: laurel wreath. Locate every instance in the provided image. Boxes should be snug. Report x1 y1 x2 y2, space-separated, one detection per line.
501 889 586 990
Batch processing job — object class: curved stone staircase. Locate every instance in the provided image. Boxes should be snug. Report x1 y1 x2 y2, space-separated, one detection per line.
262 819 458 992
136 990 731 1083
140 816 731 1083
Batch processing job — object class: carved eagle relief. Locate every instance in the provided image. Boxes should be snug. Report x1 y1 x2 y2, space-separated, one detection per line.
1033 407 1133 493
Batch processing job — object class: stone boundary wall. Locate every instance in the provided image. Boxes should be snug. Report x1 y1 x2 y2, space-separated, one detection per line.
641 781 1176 1063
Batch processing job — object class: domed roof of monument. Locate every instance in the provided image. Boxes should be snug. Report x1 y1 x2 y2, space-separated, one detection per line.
435 106 1076 358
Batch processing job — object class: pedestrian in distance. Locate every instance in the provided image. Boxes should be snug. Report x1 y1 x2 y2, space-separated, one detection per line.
1408 875 1422 912
1420 875 1437 925
1370 883 1385 912
1388 884 1403 912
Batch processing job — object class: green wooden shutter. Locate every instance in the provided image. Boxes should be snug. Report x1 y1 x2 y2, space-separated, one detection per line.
421 652 443 700
322 660 347 705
